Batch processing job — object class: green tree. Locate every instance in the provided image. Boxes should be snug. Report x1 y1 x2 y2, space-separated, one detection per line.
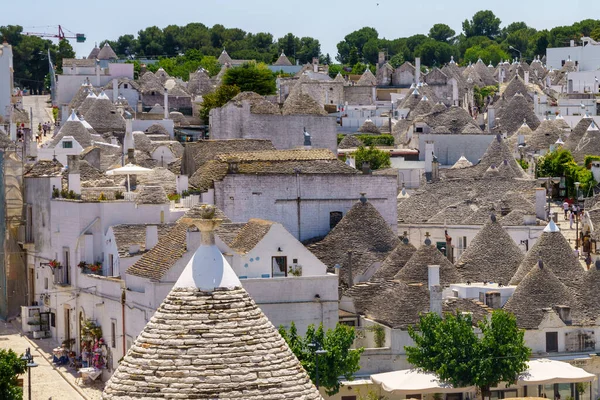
199 84 240 122
279 322 364 396
353 146 391 170
429 24 456 43
389 53 405 68
0 349 27 400
464 44 510 65
537 148 596 197
414 40 456 66
406 310 530 397
222 62 276 95
362 38 380 65
462 10 502 39
336 27 378 63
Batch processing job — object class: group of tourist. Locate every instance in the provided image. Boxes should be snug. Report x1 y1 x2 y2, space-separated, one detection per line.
35 121 53 143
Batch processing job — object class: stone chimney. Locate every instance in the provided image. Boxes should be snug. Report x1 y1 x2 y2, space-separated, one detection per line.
555 305 572 324
140 63 147 76
378 51 385 66
67 155 81 195
524 71 530 85
425 140 434 175
485 291 502 309
535 188 547 220
145 225 159 250
488 106 496 130
415 57 421 84
127 148 135 164
428 265 440 289
312 57 319 72
361 161 371 175
163 88 169 119
430 285 443 316
431 155 439 182
123 119 134 157
227 159 239 174
95 59 101 86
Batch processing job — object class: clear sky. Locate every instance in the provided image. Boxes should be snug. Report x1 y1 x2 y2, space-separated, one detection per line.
3 0 600 59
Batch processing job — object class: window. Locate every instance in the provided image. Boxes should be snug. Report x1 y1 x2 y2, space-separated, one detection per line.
546 332 558 352
44 277 48 290
272 256 287 277
50 312 56 328
63 141 73 149
330 211 343 229
123 84 128 89
415 126 424 133
561 60 566 66
111 320 117 348
108 254 114 276
292 259 298 264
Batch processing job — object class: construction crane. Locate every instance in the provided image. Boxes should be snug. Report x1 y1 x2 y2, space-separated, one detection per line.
23 25 86 43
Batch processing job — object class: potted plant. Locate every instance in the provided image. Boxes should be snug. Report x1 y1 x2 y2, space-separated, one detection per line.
27 318 41 332
288 265 302 277
77 261 87 270
48 259 62 270
89 262 102 274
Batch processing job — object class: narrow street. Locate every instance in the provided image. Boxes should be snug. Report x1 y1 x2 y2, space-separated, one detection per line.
0 320 85 400
21 95 56 144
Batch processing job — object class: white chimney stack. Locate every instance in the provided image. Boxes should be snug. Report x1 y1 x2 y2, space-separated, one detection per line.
112 78 118 102
415 57 421 84
524 71 530 85
535 188 547 220
425 140 435 173
163 88 169 119
428 265 440 289
145 225 159 250
430 285 443 316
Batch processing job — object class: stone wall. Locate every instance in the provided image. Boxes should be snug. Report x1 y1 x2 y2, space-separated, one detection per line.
210 102 338 154
344 86 375 105
214 174 398 241
417 134 495 165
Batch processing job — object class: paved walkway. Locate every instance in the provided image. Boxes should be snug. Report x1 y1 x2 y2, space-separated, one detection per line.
0 320 105 399
21 95 56 145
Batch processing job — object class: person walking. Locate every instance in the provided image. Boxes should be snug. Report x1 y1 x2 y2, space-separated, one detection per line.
570 210 574 229
585 253 592 270
563 200 570 219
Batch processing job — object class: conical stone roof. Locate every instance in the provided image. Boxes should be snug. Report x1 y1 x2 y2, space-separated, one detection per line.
564 117 594 152
78 92 98 115
308 199 400 289
572 121 600 163
273 52 293 66
282 88 327 116
525 119 562 153
358 119 380 134
496 93 540 136
394 238 462 286
102 206 322 400
357 68 377 86
370 238 417 282
69 85 93 112
451 155 473 169
97 43 118 60
84 97 126 133
509 221 584 287
504 260 581 329
49 111 96 149
503 75 531 101
456 215 524 284
338 135 364 149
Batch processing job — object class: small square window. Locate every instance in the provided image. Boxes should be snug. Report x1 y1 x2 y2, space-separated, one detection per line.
293 259 298 264
63 141 73 149
124 84 128 89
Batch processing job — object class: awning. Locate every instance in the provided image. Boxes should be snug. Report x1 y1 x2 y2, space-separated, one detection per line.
371 369 475 395
518 359 596 385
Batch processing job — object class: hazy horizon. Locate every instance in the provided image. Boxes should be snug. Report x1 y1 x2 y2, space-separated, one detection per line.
3 0 600 60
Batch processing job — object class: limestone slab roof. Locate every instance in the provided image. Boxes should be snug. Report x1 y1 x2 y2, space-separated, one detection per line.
357 68 377 86
48 119 98 149
63 58 96 68
495 93 540 136
358 119 380 134
503 75 531 101
308 200 400 290
97 43 117 60
112 224 174 258
24 160 64 177
369 240 417 282
504 261 584 329
455 216 524 284
273 52 293 66
135 185 169 205
571 121 600 163
102 285 323 399
394 240 462 286
414 106 482 135
282 88 327 116
68 85 93 111
338 135 364 149
564 118 594 152
84 98 126 133
228 91 281 114
229 219 274 254
183 139 275 175
509 226 585 287
524 119 563 153
215 149 336 162
126 205 232 281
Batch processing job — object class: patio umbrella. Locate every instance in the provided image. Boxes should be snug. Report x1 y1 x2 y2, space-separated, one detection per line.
106 163 152 192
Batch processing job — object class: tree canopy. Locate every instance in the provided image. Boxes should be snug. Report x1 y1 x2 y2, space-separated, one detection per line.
222 62 276 95
353 146 392 171
279 322 364 396
199 84 240 122
0 349 27 400
536 148 597 198
405 310 530 396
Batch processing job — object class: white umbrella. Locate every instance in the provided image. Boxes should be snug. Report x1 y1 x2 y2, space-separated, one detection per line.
106 163 152 192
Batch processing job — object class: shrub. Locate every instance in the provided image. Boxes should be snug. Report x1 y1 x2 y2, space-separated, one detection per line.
353 146 391 171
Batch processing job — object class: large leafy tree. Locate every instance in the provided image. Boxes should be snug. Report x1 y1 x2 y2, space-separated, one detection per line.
0 349 26 400
199 84 240 122
406 310 530 397
353 146 391 170
463 10 502 39
464 43 510 65
222 62 276 95
279 322 364 396
429 24 456 43
336 27 378 64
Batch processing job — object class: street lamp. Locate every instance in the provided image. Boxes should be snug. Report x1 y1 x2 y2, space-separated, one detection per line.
307 340 328 389
575 182 581 252
21 348 38 400
508 46 522 62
